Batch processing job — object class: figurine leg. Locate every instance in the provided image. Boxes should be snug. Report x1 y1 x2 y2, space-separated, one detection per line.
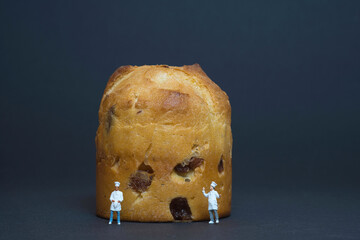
109 211 113 224
117 211 121 225
214 210 219 223
209 210 214 224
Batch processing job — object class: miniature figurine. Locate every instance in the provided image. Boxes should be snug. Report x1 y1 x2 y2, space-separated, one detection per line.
202 181 220 224
109 181 123 225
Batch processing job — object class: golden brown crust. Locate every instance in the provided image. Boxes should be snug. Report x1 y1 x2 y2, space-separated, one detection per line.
103 65 135 95
181 63 231 116
96 64 232 222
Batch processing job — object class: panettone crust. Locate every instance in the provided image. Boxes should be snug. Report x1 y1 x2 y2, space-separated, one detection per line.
96 64 232 222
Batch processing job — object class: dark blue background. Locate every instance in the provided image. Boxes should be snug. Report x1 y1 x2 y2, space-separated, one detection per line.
0 1 359 239
1 0 359 188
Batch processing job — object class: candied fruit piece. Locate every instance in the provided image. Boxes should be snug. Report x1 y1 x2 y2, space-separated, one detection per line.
138 162 154 174
128 170 153 193
173 157 204 177
188 157 204 169
170 197 192 220
105 105 116 133
218 156 224 173
174 164 190 175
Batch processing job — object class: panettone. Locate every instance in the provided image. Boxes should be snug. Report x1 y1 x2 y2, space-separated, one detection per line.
96 64 232 222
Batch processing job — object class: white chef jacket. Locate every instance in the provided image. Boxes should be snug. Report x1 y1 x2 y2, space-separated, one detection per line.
110 190 123 211
202 190 220 210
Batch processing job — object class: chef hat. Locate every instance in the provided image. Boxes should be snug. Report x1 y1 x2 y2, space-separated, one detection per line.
114 181 120 187
211 181 217 188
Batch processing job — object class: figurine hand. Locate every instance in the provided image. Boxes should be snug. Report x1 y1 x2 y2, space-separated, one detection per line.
112 200 115 202
118 201 121 203
202 187 205 191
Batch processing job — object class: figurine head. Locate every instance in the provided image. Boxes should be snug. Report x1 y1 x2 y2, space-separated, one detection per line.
114 181 120 190
210 181 217 190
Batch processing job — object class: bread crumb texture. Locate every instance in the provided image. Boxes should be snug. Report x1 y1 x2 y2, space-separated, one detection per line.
96 64 232 222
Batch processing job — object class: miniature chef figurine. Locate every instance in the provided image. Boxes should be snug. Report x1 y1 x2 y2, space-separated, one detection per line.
109 181 123 225
202 181 220 224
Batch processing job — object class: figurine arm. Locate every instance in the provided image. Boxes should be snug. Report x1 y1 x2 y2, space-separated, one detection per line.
202 190 209 197
110 192 114 202
216 191 220 199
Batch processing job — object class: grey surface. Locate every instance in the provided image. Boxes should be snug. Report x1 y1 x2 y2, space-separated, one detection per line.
0 184 359 240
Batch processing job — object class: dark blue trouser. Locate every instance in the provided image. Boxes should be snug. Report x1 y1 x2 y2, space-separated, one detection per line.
109 211 120 223
209 210 219 222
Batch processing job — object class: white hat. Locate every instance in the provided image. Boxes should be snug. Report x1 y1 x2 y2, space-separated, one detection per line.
211 181 217 188
114 181 120 187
